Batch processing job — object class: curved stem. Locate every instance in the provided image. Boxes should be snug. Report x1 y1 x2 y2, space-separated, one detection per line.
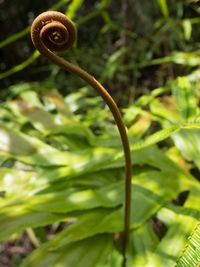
36 41 132 265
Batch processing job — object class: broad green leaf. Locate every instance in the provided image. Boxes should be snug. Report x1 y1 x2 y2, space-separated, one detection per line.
13 165 192 215
0 167 39 197
0 125 81 166
0 157 196 242
0 85 199 267
49 123 95 145
0 208 69 242
128 222 159 266
10 100 57 134
173 129 200 169
20 234 112 267
0 181 167 242
0 126 35 155
133 170 194 201
14 201 160 266
24 181 124 213
105 249 122 267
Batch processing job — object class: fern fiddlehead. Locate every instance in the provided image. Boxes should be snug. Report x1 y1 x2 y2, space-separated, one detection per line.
31 11 132 266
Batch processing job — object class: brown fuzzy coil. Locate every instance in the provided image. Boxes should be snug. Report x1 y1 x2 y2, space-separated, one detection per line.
31 12 132 266
31 11 76 52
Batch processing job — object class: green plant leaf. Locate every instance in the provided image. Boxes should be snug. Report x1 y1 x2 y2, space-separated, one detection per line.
0 126 36 155
182 19 192 41
128 222 159 266
173 129 200 169
146 207 199 267
131 125 180 151
142 52 200 67
157 0 169 18
172 77 198 120
176 223 200 267
20 234 112 267
0 209 69 242
66 0 85 19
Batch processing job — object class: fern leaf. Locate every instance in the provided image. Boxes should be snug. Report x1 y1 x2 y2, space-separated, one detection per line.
176 223 200 267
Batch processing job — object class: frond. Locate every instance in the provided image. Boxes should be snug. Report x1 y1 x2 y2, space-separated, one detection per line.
176 223 200 267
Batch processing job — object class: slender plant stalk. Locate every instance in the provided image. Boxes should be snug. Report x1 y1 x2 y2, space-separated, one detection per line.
31 11 132 266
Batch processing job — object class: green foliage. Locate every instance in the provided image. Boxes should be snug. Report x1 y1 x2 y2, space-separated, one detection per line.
0 77 199 266
176 223 200 267
157 0 169 18
0 0 200 266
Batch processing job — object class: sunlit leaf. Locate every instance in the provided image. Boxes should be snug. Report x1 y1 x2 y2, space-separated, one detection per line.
183 19 192 41
176 223 200 267
173 129 200 169
20 234 112 267
157 0 169 18
172 77 198 120
66 0 85 19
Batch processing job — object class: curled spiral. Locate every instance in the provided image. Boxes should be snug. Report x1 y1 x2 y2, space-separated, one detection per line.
31 11 132 267
31 11 76 52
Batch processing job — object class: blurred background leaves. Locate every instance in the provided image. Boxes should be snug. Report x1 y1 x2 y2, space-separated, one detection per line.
0 0 200 266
